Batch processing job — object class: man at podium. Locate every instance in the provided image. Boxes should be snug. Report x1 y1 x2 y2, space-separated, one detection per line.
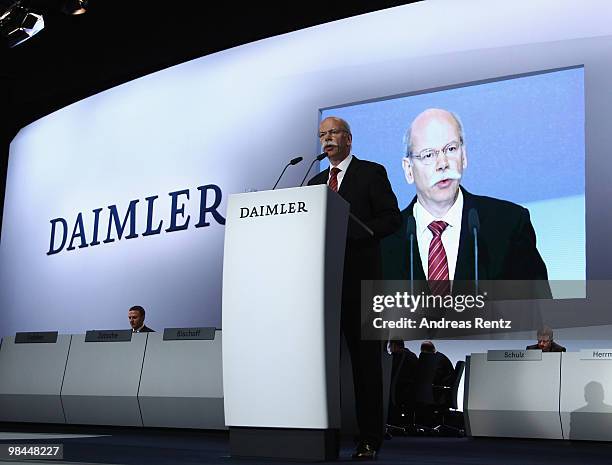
308 116 401 460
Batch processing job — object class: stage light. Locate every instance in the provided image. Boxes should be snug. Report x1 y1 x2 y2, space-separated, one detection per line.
61 0 87 16
0 1 44 48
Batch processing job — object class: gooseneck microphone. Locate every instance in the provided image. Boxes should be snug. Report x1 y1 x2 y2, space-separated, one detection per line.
468 208 480 293
406 215 416 295
299 153 327 187
272 156 303 190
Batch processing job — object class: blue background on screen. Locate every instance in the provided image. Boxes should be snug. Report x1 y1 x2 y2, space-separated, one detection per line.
321 67 585 284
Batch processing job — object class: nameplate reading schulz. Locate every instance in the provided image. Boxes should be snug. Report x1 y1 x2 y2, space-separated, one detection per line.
85 330 133 342
15 331 58 344
163 327 216 341
580 349 612 360
487 350 542 361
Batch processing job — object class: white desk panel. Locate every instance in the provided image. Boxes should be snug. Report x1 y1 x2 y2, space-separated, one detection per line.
560 350 612 440
61 333 147 426
0 335 71 423
138 330 225 429
466 352 562 439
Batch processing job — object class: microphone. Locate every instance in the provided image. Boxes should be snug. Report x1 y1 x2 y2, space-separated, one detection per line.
406 215 416 295
272 156 303 190
468 208 480 292
299 153 327 187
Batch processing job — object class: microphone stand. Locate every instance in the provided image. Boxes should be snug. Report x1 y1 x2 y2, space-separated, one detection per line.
272 156 303 190
299 153 327 187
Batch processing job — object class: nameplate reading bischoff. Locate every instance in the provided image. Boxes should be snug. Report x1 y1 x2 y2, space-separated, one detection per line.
487 350 542 361
580 349 612 360
85 330 133 342
163 327 216 341
15 332 58 344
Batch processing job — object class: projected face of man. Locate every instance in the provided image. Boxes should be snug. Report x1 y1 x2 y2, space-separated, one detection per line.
128 309 144 330
319 117 352 166
403 109 467 218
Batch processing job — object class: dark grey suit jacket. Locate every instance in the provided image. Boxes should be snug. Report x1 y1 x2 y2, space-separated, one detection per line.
308 156 401 312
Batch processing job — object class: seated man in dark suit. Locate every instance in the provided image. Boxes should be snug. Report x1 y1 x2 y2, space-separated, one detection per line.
526 326 565 352
415 341 455 426
382 108 550 299
421 340 454 388
128 305 154 333
387 340 417 426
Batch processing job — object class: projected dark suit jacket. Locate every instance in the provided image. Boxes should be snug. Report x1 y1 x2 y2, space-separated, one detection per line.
381 187 551 299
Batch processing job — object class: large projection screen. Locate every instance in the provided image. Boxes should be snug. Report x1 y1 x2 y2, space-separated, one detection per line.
321 67 585 294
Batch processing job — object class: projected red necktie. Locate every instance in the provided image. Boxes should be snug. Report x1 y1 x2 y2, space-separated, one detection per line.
328 167 341 192
428 220 450 295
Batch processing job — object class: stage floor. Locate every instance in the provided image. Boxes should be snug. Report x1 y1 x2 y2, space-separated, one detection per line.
1 423 611 464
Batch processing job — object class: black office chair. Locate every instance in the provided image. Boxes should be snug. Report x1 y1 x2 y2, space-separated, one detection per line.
412 352 439 433
385 351 417 438
431 360 465 437
410 356 465 437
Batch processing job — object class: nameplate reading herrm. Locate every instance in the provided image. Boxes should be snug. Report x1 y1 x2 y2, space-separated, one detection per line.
580 349 612 360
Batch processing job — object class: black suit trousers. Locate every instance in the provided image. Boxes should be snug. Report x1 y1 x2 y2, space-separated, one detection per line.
342 294 384 448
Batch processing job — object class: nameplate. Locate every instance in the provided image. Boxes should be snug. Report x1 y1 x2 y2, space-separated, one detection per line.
85 330 133 342
487 350 542 361
580 349 612 360
15 331 58 344
163 327 216 341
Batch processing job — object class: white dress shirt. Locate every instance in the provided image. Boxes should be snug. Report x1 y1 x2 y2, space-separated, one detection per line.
413 189 464 280
327 154 353 190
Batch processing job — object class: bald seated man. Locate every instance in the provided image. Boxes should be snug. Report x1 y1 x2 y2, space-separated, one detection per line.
382 108 550 296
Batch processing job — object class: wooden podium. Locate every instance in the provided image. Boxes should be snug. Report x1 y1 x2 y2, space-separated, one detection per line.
222 185 349 461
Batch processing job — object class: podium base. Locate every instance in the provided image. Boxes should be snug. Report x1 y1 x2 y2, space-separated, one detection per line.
229 426 339 461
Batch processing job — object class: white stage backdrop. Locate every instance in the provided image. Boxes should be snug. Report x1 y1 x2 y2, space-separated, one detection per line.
1 0 612 334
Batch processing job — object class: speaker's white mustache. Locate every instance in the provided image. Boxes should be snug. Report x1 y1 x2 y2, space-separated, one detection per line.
323 141 338 149
429 169 462 188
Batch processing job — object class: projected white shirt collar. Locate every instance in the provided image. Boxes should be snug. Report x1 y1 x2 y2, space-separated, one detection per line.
413 188 463 281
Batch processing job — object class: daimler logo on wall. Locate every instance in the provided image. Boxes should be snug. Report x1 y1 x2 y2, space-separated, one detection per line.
47 184 225 255
239 202 308 219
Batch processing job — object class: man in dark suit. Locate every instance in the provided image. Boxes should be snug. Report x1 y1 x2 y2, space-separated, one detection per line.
308 116 401 460
526 326 566 352
128 305 154 333
420 340 454 388
415 341 455 426
382 108 549 296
